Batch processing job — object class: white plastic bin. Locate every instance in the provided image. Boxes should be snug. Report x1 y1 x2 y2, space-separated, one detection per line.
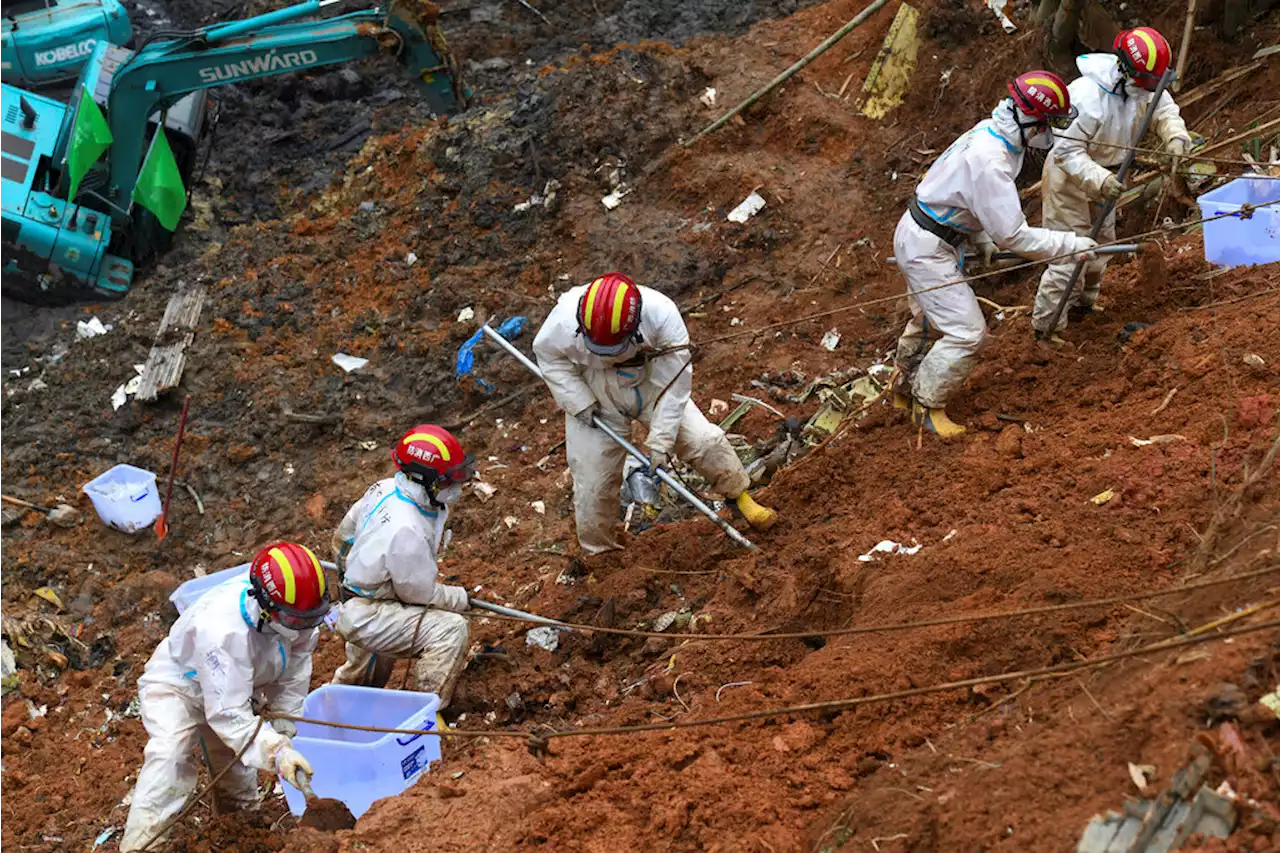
283 685 441 819
82 464 162 533
1198 177 1280 268
169 564 250 614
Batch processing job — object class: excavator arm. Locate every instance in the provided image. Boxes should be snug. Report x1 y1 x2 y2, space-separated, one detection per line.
90 0 463 208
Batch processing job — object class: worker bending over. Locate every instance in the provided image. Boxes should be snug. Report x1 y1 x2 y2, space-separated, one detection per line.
533 272 777 554
893 71 1097 437
331 424 473 706
1033 27 1191 340
121 543 328 851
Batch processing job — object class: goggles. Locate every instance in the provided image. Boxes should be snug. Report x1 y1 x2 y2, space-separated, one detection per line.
272 599 332 631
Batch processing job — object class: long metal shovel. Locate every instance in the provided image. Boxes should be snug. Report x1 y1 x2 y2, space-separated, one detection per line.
1043 68 1176 333
480 324 757 551
469 597 566 626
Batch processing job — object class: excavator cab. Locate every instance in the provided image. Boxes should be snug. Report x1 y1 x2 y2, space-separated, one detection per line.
0 0 132 87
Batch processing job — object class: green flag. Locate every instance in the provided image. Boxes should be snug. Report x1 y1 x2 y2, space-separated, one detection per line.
66 88 113 202
132 127 186 232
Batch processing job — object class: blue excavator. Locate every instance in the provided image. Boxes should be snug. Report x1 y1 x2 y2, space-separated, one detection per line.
2 0 133 87
1 0 465 302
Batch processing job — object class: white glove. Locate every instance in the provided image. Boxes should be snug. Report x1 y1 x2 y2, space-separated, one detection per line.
573 403 599 428
1166 137 1190 157
433 583 470 613
646 448 669 475
275 744 313 790
1072 236 1099 263
972 233 997 265
270 718 297 738
1101 174 1125 200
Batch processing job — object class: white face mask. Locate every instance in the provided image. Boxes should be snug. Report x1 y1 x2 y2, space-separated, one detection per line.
436 483 464 506
267 621 301 642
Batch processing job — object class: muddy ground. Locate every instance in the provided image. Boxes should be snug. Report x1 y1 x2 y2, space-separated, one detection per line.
3 0 1280 850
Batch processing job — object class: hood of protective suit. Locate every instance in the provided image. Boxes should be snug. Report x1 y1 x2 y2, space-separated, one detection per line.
990 97 1055 151
1077 53 1124 94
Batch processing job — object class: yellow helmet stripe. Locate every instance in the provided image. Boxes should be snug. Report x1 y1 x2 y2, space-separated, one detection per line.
269 547 297 605
583 278 603 332
610 282 630 334
305 546 326 597
1024 76 1064 105
402 432 452 462
1134 29 1158 70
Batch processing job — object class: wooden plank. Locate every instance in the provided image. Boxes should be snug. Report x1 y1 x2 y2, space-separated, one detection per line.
136 285 207 402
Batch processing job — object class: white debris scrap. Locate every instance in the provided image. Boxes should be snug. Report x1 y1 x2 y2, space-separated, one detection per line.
602 184 633 210
699 87 717 108
858 539 922 562
457 306 475 323
530 500 546 515
1129 434 1187 447
727 191 766 223
405 252 418 266
77 317 112 339
331 353 369 373
472 481 497 503
526 626 562 652
820 328 841 351
986 0 1017 32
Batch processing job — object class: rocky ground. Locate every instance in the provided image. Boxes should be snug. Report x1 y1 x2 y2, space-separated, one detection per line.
2 0 1279 851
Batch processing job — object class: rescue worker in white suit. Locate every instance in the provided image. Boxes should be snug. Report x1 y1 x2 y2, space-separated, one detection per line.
121 542 329 852
1033 26 1191 339
533 272 777 554
893 70 1099 438
331 424 474 706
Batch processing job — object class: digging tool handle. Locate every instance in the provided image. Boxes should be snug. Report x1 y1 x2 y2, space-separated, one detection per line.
480 325 758 551
294 768 317 800
469 598 567 627
885 244 1140 264
157 395 192 539
1045 67 1175 334
1 494 54 513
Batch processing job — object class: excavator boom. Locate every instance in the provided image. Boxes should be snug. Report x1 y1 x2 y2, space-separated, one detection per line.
1 0 464 301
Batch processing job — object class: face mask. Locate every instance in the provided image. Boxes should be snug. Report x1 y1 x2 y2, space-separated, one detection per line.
1010 103 1053 150
267 621 301 642
436 483 464 506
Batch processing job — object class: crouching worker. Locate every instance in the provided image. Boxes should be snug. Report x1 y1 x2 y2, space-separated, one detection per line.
533 272 777 554
121 543 329 852
331 424 474 707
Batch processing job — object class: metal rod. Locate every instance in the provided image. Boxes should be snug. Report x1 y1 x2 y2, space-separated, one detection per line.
681 0 891 148
480 325 758 551
469 597 566 627
1044 67 1176 334
886 244 1140 265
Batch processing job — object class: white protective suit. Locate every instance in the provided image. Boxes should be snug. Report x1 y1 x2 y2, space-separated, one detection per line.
1034 53 1191 332
121 580 316 852
894 101 1086 408
331 473 470 704
533 284 750 554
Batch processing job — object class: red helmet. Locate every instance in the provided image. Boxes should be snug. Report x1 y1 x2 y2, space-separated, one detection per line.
249 542 330 630
1114 26 1172 91
1008 70 1077 129
576 272 642 356
393 424 474 487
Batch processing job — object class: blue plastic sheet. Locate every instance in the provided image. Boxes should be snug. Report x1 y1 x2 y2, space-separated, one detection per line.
455 316 527 393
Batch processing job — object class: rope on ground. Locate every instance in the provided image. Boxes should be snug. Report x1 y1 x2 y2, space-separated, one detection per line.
668 198 1280 351
138 718 264 851
267 616 1280 742
464 564 1280 641
1048 131 1280 167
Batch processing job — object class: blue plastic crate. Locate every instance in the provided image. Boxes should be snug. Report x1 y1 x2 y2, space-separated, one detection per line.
283 685 442 819
1197 177 1280 268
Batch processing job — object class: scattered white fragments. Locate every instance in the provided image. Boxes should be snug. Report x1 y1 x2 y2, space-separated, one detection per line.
858 539 922 562
727 191 766 223
77 317 111 339
331 352 368 373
